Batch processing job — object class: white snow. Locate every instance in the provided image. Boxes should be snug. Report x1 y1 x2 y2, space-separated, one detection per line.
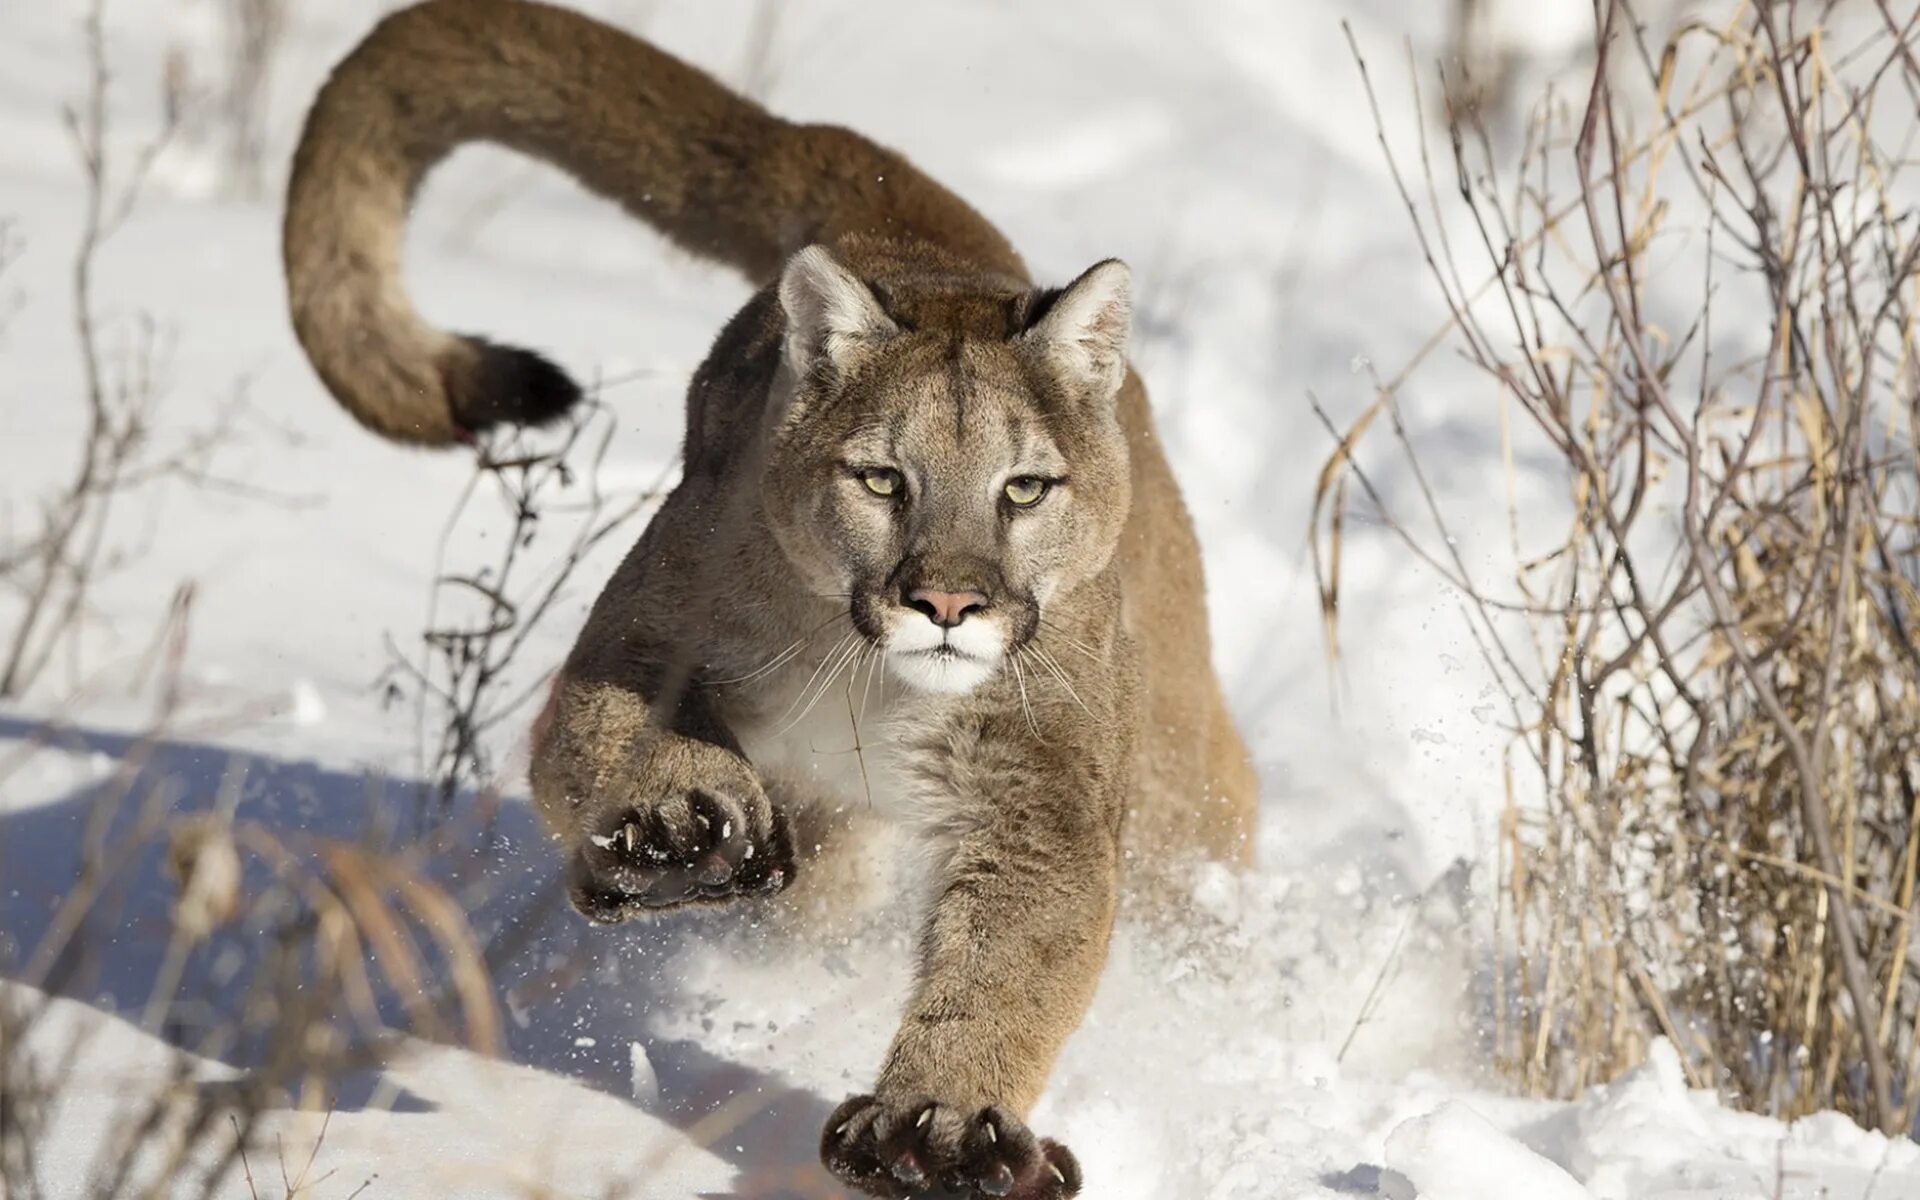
1387 1103 1594 1200
2 0 1917 1198
6 983 730 1199
284 677 328 727
628 1039 660 1106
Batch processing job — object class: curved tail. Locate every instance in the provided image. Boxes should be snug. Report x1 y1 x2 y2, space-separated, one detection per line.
284 0 1025 445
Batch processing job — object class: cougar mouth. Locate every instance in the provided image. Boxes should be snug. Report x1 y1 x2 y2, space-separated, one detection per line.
912 644 975 662
885 629 1003 695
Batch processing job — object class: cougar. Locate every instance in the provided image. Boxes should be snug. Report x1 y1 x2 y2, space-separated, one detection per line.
285 3 1256 1195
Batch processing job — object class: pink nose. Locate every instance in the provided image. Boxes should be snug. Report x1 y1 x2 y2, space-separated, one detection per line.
906 588 988 628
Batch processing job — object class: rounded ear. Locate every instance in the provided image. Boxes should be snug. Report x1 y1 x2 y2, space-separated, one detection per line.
1019 259 1131 399
778 245 897 379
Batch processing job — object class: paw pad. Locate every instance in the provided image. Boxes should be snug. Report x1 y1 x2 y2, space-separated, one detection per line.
822 1094 1080 1199
568 791 792 923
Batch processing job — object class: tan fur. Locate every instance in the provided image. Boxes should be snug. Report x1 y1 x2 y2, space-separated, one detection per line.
286 3 1254 1194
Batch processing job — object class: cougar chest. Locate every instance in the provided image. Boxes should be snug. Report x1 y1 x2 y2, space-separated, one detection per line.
731 661 915 821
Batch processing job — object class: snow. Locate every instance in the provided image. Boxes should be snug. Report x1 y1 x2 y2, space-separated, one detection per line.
9 983 731 1198
1387 1103 1594 1200
2 0 1918 1198
285 678 328 728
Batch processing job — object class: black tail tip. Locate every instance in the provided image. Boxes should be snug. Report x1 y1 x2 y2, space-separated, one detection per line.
447 336 584 434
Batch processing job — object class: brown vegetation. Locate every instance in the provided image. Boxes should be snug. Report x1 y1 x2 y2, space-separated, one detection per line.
1321 0 1920 1132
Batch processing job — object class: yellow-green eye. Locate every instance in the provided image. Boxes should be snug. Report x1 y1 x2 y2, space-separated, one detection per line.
1004 476 1050 507
859 468 903 498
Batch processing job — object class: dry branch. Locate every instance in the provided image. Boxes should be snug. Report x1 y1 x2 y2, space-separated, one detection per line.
1322 0 1920 1132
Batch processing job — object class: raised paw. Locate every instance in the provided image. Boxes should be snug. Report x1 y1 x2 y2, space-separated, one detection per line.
567 785 794 924
821 1094 1080 1200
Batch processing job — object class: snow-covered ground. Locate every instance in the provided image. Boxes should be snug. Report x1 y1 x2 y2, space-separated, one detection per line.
3 1 1917 1197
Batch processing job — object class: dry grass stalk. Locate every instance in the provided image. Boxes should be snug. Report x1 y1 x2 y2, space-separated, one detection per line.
1 593 505 1199
378 390 667 815
1320 0 1920 1132
0 0 291 700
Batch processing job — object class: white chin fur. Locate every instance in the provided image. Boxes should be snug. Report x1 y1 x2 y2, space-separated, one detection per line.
884 613 1004 695
886 647 999 695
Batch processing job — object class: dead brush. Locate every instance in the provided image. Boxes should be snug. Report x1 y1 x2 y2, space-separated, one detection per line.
1318 0 1920 1131
1 804 504 1199
378 389 667 817
0 0 296 702
0 591 503 1200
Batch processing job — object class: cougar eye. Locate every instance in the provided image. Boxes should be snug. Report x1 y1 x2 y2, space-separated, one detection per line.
858 467 904 498
1004 476 1050 507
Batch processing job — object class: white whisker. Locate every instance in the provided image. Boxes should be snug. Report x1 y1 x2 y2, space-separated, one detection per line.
777 633 865 735
1036 619 1103 663
707 635 808 687
774 630 856 727
845 646 878 809
858 638 883 719
1011 650 1043 740
708 608 851 687
1030 643 1095 720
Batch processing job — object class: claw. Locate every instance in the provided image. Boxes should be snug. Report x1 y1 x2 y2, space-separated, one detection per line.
917 1106 933 1128
1050 1162 1067 1184
622 821 638 852
984 1120 997 1144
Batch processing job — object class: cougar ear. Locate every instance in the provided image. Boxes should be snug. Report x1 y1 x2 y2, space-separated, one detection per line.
779 245 897 379
1020 259 1131 400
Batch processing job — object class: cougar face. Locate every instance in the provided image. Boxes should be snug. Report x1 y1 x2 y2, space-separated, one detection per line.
763 249 1134 695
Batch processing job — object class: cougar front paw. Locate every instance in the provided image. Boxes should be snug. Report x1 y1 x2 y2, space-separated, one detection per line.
822 1094 1081 1200
567 785 794 923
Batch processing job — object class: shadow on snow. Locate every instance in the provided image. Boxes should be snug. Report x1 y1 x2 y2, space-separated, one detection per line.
0 712 835 1198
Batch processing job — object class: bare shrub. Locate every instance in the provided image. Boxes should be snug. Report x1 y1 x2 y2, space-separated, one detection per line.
1320 0 1920 1131
0 596 500 1200
1447 0 1521 119
0 0 280 699
379 390 667 814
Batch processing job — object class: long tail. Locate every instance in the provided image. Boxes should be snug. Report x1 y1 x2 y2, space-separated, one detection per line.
284 0 1024 445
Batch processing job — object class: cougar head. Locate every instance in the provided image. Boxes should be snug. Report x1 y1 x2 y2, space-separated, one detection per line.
761 246 1133 695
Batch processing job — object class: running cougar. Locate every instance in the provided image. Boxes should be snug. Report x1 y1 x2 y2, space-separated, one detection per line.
285 4 1256 1195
